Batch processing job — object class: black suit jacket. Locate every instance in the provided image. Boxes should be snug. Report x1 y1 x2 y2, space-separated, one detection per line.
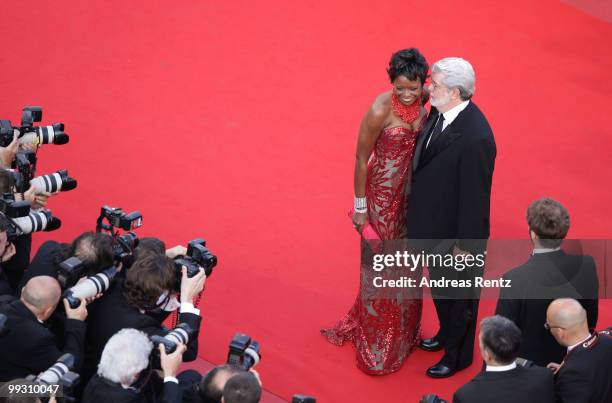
83 374 181 403
453 365 555 403
18 240 63 292
555 332 612 403
85 278 202 373
496 251 599 366
407 102 496 248
0 300 86 382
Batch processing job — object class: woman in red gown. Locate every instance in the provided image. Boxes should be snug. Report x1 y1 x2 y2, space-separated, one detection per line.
321 48 429 375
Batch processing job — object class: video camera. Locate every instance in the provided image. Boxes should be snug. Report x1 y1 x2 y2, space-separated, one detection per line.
96 205 142 266
25 353 80 402
61 258 119 307
1 193 62 240
173 238 217 291
0 106 69 148
151 323 195 354
227 333 261 371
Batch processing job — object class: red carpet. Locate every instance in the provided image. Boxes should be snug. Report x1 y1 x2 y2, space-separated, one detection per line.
1 1 611 401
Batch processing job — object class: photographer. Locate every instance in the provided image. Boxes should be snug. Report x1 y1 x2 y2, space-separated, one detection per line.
85 252 205 373
0 276 89 382
83 328 184 403
0 214 16 296
18 231 114 292
222 372 261 403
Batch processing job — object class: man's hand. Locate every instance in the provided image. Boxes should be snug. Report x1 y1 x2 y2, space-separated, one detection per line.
1 242 16 263
159 343 186 379
179 266 206 304
23 186 52 209
546 362 561 374
165 245 187 259
63 298 88 321
0 130 20 168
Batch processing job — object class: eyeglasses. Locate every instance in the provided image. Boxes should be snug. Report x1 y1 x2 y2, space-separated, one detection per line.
544 322 565 331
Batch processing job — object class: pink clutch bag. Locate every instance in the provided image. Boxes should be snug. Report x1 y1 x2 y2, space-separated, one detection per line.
348 208 380 240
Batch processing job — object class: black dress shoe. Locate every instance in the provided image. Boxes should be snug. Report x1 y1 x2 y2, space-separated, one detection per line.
419 338 443 352
426 363 456 378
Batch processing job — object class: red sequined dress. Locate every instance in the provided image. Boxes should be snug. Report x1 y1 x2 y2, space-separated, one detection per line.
321 124 423 375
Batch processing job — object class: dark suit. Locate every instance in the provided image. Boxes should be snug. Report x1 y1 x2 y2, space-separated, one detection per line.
453 365 555 403
82 278 202 386
407 101 496 369
0 300 86 382
83 374 181 403
496 251 599 366
18 240 64 292
554 332 612 403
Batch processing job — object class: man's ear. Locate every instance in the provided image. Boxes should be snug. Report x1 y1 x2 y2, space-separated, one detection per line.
529 230 538 242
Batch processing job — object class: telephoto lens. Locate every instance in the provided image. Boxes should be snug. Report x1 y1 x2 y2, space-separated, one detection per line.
63 265 119 308
10 210 62 234
151 323 195 354
33 354 74 385
30 169 77 193
292 395 316 403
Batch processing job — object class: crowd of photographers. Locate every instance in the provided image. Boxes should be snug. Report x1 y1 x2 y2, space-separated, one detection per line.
0 107 304 403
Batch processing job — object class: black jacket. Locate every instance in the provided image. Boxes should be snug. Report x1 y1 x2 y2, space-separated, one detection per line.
84 278 202 373
83 374 181 403
555 332 612 403
18 240 63 291
453 365 555 403
496 251 599 366
0 299 86 382
406 102 496 247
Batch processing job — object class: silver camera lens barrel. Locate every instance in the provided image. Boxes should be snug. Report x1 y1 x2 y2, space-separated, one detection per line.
69 273 110 300
37 362 69 385
30 172 63 193
12 211 49 233
166 327 189 345
36 126 57 144
244 347 260 367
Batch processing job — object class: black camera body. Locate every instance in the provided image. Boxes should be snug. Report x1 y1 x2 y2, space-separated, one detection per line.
1 193 62 240
0 106 69 147
227 333 261 371
0 193 30 218
96 205 142 267
57 257 86 290
25 353 80 402
172 238 217 291
292 396 316 403
150 323 195 355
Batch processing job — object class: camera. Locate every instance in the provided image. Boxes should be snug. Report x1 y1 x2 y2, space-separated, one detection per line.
96 205 142 266
57 257 85 290
63 264 119 308
29 169 78 194
1 194 62 239
227 333 261 371
150 323 195 354
292 396 316 403
420 395 448 403
26 353 80 402
0 106 69 148
173 238 217 290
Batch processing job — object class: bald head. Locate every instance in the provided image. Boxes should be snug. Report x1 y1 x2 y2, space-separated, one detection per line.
22 276 61 312
547 298 586 328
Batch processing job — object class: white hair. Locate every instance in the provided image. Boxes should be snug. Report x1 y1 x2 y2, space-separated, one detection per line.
98 328 153 386
432 57 476 100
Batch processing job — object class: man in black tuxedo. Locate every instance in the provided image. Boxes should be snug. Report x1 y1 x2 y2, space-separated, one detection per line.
0 275 89 381
407 57 496 377
496 198 599 367
452 315 554 403
546 298 612 403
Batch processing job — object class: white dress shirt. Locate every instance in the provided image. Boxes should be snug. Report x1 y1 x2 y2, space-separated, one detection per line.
441 100 470 130
532 247 561 255
567 333 592 352
486 361 517 372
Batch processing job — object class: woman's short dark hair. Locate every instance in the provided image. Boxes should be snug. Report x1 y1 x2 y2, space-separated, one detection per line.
53 231 114 276
123 251 175 310
387 48 429 84
526 198 570 248
480 315 522 365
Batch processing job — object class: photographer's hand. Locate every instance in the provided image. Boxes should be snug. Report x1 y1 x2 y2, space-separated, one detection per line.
179 267 206 304
1 242 16 262
24 186 52 209
63 298 88 321
166 245 187 259
159 343 186 379
0 130 20 168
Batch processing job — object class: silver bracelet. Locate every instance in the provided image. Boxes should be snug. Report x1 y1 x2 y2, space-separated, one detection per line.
354 197 367 213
